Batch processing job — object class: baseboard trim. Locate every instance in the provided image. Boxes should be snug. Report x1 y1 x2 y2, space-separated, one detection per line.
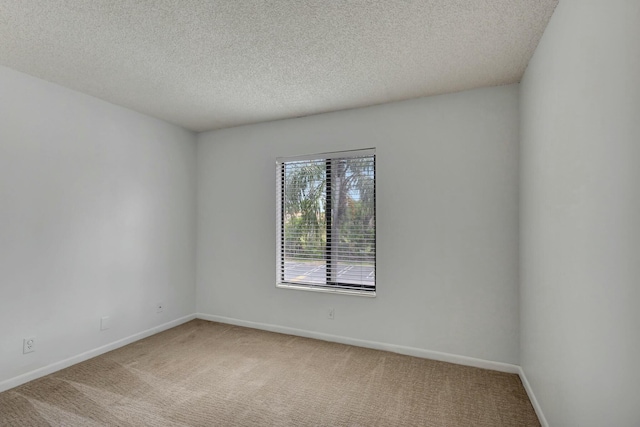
518 367 548 427
195 313 520 374
0 314 196 393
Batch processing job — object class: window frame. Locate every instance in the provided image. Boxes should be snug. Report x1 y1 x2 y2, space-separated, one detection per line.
276 149 376 297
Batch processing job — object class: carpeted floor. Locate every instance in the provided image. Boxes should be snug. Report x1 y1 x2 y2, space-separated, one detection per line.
0 320 540 426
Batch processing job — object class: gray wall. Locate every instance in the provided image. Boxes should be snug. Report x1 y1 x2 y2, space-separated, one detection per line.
0 66 198 385
520 0 640 425
197 84 521 364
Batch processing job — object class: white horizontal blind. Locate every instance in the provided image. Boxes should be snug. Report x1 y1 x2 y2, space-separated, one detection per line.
276 149 376 295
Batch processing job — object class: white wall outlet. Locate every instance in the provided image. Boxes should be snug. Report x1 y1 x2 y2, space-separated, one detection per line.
156 302 164 313
328 308 335 320
23 337 36 354
100 316 111 331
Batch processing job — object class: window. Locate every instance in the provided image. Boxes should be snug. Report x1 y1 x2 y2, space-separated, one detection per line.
276 149 376 296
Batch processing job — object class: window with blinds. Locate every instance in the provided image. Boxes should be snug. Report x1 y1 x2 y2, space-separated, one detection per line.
276 149 376 296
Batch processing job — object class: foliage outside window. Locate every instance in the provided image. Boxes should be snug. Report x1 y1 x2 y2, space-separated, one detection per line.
276 149 376 296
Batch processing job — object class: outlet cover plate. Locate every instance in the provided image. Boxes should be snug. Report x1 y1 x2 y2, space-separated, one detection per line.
100 316 111 331
23 337 36 354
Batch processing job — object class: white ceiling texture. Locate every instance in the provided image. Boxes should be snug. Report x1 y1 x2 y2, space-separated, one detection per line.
0 1 558 132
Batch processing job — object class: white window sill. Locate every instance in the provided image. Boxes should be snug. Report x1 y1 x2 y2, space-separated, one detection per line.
276 283 376 297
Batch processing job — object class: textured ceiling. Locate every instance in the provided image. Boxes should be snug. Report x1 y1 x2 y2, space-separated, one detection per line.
0 1 557 132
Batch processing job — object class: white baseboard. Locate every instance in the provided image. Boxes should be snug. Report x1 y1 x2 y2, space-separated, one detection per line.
195 313 520 374
518 367 548 427
0 314 196 393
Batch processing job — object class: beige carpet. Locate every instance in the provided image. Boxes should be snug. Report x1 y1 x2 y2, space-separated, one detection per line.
0 320 540 426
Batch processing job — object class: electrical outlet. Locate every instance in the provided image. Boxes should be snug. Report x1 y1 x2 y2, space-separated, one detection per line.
328 308 335 320
100 316 111 331
156 302 164 313
23 337 36 354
